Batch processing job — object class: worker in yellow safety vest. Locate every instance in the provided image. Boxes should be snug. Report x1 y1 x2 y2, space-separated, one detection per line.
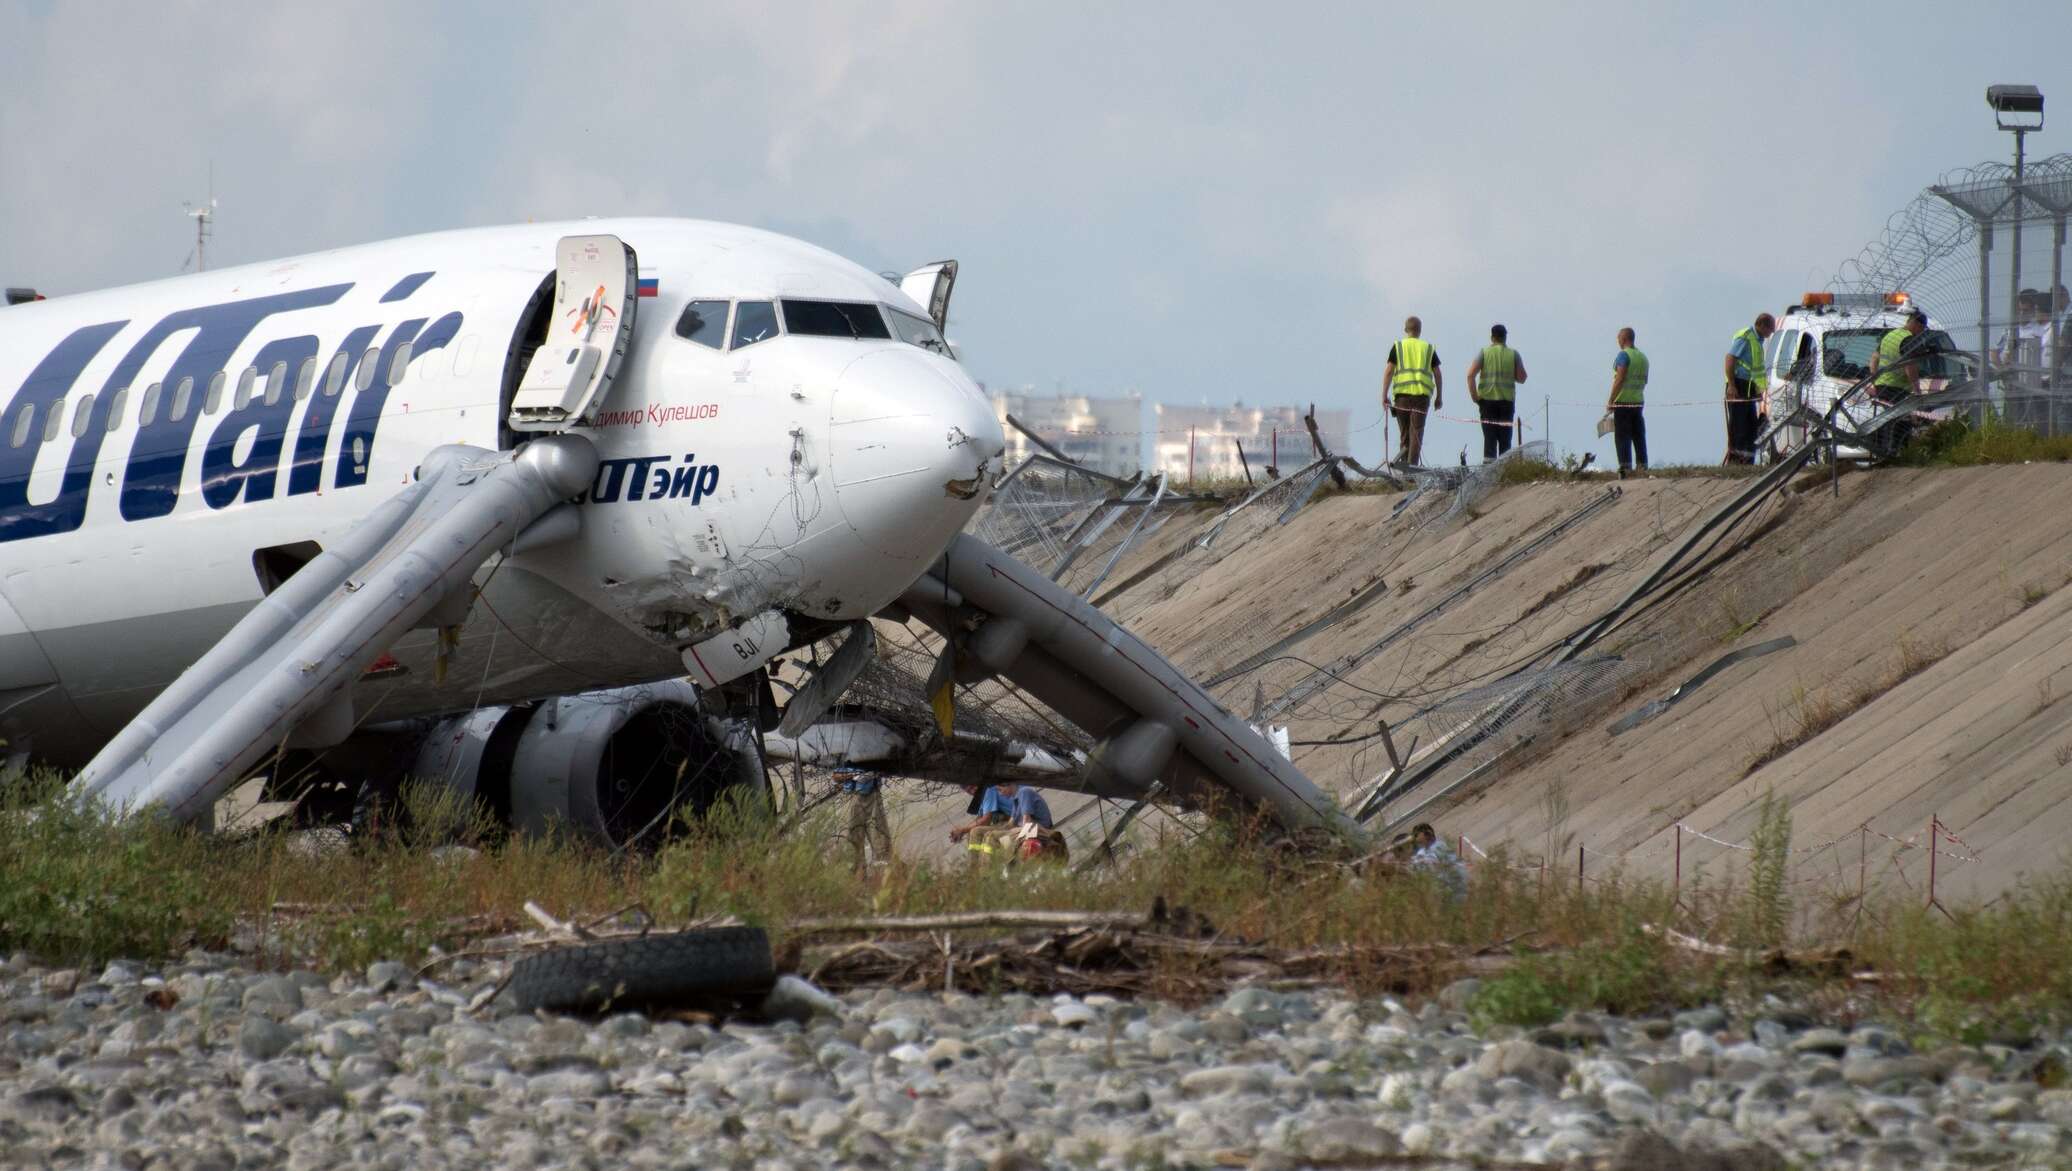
1869 308 1928 401
1721 313 1775 464
1606 327 1649 477
1465 323 1528 461
1383 316 1442 466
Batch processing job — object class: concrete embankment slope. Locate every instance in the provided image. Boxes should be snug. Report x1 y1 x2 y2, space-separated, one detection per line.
1093 465 2072 901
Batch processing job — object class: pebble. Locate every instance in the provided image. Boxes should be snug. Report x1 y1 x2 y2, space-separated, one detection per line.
1 952 2065 1169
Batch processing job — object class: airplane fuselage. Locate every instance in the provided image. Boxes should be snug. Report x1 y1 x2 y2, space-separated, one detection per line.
0 218 1003 766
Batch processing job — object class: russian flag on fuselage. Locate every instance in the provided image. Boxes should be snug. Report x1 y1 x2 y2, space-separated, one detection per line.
636 276 659 298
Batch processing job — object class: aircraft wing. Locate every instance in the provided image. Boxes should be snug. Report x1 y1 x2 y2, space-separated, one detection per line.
74 436 599 823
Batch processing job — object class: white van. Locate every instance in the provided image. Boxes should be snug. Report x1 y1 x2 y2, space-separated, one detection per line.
1761 293 1956 459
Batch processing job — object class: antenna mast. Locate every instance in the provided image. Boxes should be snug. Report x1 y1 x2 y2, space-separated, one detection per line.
183 165 218 273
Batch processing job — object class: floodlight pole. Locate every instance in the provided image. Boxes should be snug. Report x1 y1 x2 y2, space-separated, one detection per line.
2009 126 2028 345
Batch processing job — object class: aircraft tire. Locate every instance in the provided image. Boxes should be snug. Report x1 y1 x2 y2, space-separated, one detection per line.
508 926 775 1014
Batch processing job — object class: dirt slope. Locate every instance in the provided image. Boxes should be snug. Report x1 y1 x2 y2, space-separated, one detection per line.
1084 465 2072 901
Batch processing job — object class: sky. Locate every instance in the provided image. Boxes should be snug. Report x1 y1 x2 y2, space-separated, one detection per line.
2 0 2065 466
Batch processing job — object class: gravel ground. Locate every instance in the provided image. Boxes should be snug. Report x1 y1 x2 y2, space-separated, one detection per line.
2 950 2069 1170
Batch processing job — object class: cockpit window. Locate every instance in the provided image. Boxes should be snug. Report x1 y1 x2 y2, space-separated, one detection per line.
888 308 949 355
780 300 891 340
674 300 730 349
732 301 778 350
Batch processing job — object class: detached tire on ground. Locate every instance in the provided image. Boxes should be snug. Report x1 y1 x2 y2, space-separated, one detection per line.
509 927 776 1014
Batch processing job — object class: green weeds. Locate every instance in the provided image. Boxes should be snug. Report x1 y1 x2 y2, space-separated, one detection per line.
4 773 2072 1042
1898 415 2072 466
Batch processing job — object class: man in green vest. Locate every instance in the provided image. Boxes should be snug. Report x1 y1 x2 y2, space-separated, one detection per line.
1465 323 1528 461
1607 327 1649 477
1383 316 1442 466
1869 308 1928 401
1722 313 1775 464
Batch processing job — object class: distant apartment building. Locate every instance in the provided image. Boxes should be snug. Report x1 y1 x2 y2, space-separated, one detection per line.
1151 403 1352 483
989 390 1144 477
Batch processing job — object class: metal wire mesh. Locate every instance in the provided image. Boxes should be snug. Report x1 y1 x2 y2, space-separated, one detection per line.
1832 152 2072 434
1359 648 1649 827
968 455 1130 573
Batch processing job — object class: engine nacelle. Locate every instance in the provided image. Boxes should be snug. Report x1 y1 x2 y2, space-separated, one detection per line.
410 681 758 849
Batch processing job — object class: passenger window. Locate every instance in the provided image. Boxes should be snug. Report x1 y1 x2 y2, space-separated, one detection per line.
204 371 226 415
731 301 778 350
43 399 64 442
140 383 161 426
780 300 892 339
104 388 127 432
170 377 193 422
266 361 287 406
71 394 95 438
7 406 31 449
294 357 317 401
1768 330 1796 379
324 353 348 397
888 308 949 354
234 367 257 410
388 341 412 385
674 300 730 349
356 349 379 391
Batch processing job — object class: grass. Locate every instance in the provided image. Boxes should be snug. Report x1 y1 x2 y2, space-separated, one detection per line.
1746 636 1952 775
1898 415 2072 467
7 777 2072 1043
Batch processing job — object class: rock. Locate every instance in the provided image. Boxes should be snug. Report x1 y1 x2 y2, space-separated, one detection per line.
96 962 139 987
527 1067 610 1100
1179 1064 1275 1096
1436 977 1482 1012
41 970 79 998
1601 1079 1656 1123
1608 1129 1785 1171
364 961 411 993
1789 1027 1849 1057
3 1085 82 1125
1679 1029 1722 1060
237 1016 297 1062
1634 1059 1699 1097
1750 1018 1788 1048
887 1043 930 1065
1202 1014 1251 1044
1050 1001 1097 1029
1536 1015 1607 1050
1848 1026 1908 1056
240 976 303 1016
1474 1040 1572 1089
1673 1006 1727 1033
1376 1072 1417 1110
872 1016 924 1045
1842 1056 1945 1088
1219 986 1281 1026
1400 1122 1435 1154
760 975 842 1023
1297 1117 1401 1160
1440 1066 1492 1103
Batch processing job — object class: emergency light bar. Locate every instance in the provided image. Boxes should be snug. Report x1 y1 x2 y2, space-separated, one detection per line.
1794 292 1911 312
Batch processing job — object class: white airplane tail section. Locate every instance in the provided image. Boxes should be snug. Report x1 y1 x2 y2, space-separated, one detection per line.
75 435 600 822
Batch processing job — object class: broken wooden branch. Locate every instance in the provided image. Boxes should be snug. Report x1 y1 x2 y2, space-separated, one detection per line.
789 909 1149 933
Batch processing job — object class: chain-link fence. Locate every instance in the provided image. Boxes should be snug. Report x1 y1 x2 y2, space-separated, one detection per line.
1832 152 2072 436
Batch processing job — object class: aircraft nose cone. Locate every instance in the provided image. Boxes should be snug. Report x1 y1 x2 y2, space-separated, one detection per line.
828 349 1004 561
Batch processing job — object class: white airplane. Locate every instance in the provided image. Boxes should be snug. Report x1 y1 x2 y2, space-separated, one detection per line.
0 218 1353 847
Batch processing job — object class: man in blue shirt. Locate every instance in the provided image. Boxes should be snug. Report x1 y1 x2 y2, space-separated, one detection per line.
949 785 1012 845
998 782 1052 829
1407 822 1466 901
834 765 892 866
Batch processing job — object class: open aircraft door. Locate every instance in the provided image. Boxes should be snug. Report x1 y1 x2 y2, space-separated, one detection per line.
508 235 640 432
899 260 957 332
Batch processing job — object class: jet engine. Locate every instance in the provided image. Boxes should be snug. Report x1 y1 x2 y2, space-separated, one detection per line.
360 681 760 849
